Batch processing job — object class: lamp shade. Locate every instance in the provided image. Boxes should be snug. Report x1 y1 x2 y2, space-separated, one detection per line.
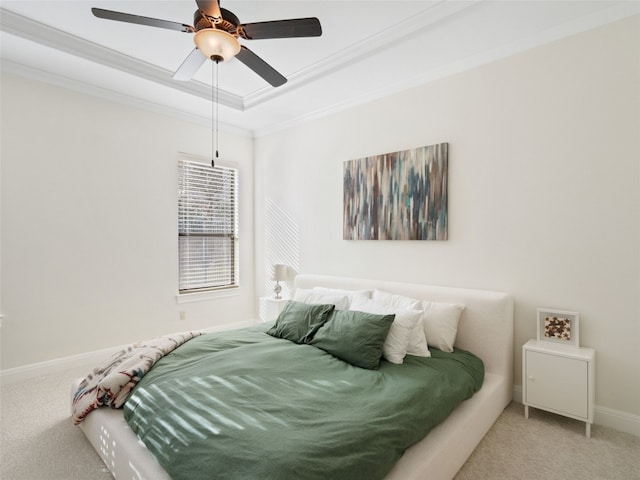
194 28 241 62
272 264 287 282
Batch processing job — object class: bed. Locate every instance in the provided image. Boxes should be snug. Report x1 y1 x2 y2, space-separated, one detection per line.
72 274 513 480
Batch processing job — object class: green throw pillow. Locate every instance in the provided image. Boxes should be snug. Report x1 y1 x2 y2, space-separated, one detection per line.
267 301 335 344
310 310 395 369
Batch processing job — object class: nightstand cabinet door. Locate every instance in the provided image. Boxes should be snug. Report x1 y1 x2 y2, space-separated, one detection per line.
525 350 588 418
522 339 595 437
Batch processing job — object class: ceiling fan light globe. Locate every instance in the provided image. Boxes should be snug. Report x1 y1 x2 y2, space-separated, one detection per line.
194 29 240 61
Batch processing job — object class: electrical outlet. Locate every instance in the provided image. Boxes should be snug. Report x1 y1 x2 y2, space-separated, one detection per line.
179 311 186 321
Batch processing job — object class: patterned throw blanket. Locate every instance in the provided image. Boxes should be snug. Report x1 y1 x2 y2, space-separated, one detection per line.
72 330 203 425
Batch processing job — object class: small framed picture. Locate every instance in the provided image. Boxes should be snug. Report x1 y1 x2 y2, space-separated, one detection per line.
537 308 580 347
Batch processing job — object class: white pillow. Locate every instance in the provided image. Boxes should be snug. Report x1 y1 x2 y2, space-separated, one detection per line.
421 301 465 353
293 288 312 301
313 287 372 308
313 287 372 297
372 289 422 310
406 323 430 358
349 296 422 364
371 290 429 357
293 288 349 311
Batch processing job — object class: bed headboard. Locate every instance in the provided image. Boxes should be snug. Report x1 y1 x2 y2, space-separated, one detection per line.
294 274 514 384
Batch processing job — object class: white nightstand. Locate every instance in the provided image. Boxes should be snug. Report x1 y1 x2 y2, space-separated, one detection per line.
522 339 595 437
259 297 288 322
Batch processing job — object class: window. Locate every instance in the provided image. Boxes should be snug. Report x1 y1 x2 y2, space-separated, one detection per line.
178 157 239 293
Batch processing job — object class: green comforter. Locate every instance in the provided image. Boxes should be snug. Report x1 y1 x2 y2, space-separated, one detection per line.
123 324 484 480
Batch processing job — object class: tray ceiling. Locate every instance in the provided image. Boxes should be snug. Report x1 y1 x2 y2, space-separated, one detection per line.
1 1 637 135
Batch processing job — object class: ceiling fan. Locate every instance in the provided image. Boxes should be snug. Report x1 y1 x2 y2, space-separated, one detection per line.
91 0 322 87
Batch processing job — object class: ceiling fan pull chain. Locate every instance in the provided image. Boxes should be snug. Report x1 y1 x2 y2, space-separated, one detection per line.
215 58 220 161
211 59 219 168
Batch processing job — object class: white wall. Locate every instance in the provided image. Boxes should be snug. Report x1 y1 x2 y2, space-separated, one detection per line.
1 13 638 422
1 74 255 369
255 16 640 416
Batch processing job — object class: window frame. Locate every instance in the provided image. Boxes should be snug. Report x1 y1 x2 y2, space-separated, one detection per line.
177 154 239 297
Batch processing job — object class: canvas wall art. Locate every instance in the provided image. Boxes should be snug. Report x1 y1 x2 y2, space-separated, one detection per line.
343 143 448 240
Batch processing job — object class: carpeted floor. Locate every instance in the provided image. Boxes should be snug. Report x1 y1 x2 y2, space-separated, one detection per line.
1 367 639 480
454 402 640 480
1 366 113 480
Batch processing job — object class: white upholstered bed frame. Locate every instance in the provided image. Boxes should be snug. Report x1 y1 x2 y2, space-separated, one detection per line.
74 274 514 480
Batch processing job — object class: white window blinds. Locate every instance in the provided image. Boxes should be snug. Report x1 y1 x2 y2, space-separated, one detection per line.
178 158 239 293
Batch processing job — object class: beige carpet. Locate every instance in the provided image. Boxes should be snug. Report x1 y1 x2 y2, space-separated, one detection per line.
1 367 639 480
1 366 112 480
454 403 640 480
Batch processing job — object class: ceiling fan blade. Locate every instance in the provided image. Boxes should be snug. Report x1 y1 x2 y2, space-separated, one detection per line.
235 46 287 87
241 17 322 40
172 48 207 81
196 0 223 23
91 8 194 33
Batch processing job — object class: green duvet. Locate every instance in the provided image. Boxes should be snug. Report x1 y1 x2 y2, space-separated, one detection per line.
123 324 484 480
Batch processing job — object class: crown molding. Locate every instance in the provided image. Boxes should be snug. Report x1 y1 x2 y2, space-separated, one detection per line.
254 1 640 137
1 58 253 138
0 8 244 110
0 2 477 114
3 2 637 137
244 0 475 110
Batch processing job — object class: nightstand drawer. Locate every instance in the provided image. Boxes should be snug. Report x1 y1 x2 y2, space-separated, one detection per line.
525 350 588 418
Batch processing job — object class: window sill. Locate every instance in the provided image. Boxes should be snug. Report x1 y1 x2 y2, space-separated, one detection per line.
176 287 240 304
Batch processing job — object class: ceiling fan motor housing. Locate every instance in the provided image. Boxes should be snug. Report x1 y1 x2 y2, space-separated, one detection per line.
194 8 240 34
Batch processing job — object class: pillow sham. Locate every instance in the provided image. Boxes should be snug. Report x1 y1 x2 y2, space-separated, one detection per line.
371 290 429 357
293 288 349 310
421 301 465 352
349 296 423 364
266 301 335 344
310 309 395 370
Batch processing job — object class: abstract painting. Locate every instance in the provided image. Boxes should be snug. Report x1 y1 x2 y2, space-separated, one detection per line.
343 143 448 240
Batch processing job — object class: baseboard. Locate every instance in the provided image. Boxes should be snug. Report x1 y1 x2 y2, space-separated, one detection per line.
512 384 640 437
1 344 132 385
594 405 640 437
512 384 523 404
0 320 256 385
